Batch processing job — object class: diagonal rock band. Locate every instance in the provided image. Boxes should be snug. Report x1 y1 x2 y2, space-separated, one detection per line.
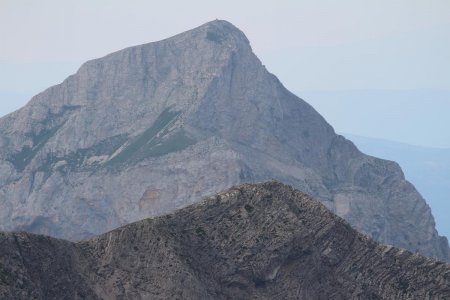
0 182 449 299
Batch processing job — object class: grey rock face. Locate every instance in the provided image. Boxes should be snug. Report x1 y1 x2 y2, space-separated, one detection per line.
0 20 448 261
1 182 449 299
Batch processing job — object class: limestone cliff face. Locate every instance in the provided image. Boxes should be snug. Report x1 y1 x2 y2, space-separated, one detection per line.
0 182 449 299
0 20 448 261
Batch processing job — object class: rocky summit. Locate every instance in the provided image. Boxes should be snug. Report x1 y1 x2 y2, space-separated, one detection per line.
0 20 448 261
1 182 449 299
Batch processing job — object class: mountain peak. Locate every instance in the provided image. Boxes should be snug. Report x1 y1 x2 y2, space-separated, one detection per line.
200 19 250 44
117 19 251 58
0 21 448 262
162 19 251 54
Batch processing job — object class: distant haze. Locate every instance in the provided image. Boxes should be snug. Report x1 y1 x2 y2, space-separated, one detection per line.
302 90 450 148
1 0 450 148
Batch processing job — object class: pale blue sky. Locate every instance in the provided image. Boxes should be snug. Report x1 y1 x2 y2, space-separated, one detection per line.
302 90 450 148
1 0 449 148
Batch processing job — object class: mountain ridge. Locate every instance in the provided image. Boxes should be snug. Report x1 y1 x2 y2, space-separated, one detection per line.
1 182 449 299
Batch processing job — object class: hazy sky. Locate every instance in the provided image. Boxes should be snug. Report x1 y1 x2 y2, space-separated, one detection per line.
1 0 449 147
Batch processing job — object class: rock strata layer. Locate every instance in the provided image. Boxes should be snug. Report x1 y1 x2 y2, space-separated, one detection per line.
0 20 448 261
1 182 449 299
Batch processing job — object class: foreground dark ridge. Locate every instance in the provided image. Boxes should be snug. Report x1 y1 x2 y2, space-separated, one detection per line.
0 19 448 262
1 182 449 299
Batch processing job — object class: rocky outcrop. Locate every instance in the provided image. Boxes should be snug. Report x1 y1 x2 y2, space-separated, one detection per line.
0 20 448 261
0 182 449 299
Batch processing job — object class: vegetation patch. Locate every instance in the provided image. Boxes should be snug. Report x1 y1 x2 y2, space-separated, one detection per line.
206 31 223 43
7 105 80 171
107 108 196 167
140 130 195 159
38 134 127 174
10 106 196 173
195 227 206 237
107 108 180 165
